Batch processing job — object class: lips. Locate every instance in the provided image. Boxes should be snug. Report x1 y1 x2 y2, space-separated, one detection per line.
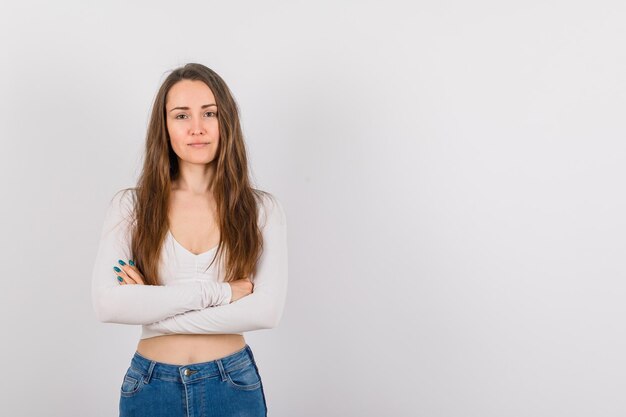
188 142 210 148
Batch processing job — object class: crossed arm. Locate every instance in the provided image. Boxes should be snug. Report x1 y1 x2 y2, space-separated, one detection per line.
91 190 288 333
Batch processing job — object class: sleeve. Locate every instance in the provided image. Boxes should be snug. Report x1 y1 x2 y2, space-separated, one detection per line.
141 194 288 336
91 189 233 325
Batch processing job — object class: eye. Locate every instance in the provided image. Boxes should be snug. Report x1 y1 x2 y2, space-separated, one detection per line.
204 111 217 117
175 114 188 119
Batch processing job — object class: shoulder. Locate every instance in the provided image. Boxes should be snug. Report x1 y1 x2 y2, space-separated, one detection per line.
98 187 137 235
255 190 287 229
107 187 137 220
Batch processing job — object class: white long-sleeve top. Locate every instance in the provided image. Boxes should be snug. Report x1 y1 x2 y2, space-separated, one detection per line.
91 189 288 339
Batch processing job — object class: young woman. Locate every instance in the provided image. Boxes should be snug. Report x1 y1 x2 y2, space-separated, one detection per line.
91 63 288 417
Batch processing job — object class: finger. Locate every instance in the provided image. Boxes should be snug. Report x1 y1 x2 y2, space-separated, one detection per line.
114 266 137 285
113 265 129 285
124 266 144 285
119 261 145 285
122 268 138 284
114 271 127 285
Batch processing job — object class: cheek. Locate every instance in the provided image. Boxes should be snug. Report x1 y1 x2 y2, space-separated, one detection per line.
207 120 220 136
167 125 186 147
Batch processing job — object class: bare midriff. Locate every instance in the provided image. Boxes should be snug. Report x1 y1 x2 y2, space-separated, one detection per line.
136 334 246 365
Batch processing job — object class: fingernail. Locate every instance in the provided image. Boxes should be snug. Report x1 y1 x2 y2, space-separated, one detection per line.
129 260 135 266
118 260 126 266
117 276 123 282
113 266 121 272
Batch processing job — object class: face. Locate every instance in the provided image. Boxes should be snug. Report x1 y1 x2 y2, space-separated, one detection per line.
165 79 220 165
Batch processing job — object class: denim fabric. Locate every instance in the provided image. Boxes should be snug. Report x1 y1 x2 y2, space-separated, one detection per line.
119 344 267 417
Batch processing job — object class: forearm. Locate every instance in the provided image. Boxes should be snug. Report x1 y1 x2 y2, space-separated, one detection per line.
91 279 232 325
142 282 286 336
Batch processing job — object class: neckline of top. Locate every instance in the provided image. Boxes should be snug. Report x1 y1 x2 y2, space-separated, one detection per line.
167 229 219 257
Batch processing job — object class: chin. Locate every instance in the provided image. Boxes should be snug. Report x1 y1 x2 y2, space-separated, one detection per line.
188 157 217 165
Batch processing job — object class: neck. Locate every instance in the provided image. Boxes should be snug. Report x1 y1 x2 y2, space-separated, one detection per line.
173 160 216 195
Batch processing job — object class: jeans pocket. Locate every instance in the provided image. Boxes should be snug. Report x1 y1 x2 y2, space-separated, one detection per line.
120 366 146 398
225 360 262 391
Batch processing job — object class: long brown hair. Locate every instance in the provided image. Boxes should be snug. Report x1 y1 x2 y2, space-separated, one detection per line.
119 63 267 285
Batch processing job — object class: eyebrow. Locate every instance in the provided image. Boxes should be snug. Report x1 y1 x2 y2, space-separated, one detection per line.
169 104 217 112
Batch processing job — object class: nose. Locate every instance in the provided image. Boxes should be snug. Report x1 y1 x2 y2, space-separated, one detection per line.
190 119 206 136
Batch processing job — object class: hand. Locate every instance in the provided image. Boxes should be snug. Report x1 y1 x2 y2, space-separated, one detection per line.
228 277 253 303
114 259 145 285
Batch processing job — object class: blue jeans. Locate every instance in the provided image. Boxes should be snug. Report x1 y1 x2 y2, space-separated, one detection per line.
119 344 267 416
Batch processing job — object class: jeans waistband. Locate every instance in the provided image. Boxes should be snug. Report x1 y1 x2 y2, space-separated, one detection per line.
128 344 257 383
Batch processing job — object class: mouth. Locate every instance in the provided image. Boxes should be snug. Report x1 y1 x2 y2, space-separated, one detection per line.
188 142 210 147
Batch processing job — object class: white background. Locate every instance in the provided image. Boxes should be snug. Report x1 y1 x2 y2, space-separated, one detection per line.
1 1 625 416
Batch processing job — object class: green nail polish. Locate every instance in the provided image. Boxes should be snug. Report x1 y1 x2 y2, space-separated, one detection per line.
118 260 126 266
113 266 121 272
117 276 123 282
129 260 135 266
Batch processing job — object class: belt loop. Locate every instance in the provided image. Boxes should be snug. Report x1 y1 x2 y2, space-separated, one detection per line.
144 360 156 384
245 344 256 364
216 359 227 382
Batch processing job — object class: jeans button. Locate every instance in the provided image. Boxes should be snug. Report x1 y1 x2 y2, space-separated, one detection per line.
184 369 191 376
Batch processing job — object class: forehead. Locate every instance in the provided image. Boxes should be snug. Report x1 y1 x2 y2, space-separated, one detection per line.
166 79 215 106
